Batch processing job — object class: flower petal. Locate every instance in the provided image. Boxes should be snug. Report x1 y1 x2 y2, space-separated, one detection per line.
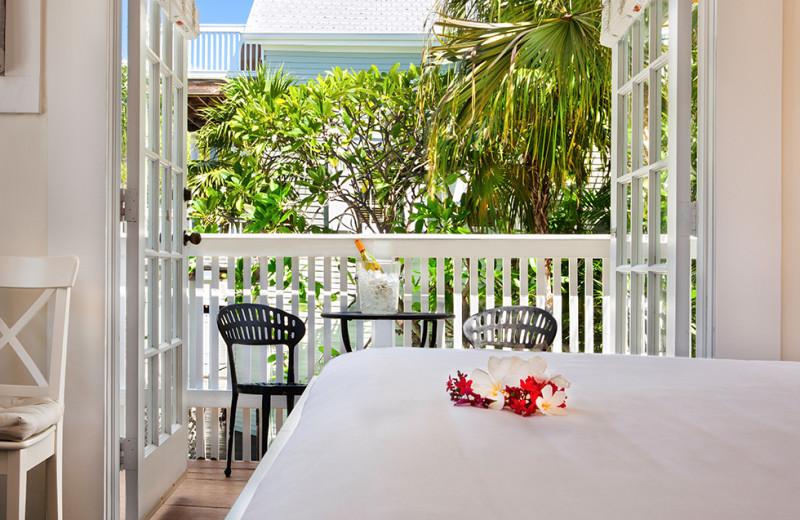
488 394 505 410
527 355 547 375
548 374 571 389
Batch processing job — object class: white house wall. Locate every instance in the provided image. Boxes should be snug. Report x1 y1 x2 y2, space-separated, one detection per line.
0 0 110 517
263 49 421 82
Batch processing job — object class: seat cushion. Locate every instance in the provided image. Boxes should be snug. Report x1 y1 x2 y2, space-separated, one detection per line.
0 396 64 441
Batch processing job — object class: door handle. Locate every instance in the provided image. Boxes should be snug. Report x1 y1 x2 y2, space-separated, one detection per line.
183 231 202 246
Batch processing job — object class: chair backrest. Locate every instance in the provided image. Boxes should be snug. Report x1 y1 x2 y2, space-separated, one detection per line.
216 303 306 385
0 256 79 402
463 305 558 350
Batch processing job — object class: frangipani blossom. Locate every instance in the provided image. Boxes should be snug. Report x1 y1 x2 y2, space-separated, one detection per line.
470 356 529 410
536 385 568 416
549 375 570 389
448 355 570 417
526 355 548 382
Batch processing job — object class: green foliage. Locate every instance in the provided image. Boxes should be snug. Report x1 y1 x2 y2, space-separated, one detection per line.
421 0 611 233
190 65 429 233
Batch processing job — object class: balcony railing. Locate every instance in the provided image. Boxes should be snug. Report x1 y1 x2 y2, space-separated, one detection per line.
186 233 611 461
188 24 261 80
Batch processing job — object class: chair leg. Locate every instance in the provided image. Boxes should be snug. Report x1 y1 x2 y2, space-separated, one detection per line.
226 392 239 478
46 426 63 520
261 394 271 457
7 449 26 520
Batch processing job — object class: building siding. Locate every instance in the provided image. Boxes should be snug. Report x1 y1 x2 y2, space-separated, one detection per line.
262 49 421 82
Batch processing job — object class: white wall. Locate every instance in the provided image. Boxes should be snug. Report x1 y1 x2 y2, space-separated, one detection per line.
782 1 800 362
714 0 783 360
0 0 110 518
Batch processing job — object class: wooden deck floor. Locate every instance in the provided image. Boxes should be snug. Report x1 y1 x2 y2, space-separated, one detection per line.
149 460 257 520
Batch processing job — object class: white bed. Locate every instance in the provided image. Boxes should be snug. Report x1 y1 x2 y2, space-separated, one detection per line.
228 348 800 519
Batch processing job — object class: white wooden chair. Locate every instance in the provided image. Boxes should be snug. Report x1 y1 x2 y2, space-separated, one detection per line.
0 256 79 520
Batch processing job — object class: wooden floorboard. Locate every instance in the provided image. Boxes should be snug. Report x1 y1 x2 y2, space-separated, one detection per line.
146 460 257 520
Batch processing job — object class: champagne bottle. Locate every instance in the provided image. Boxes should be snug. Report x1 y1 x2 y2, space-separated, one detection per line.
354 239 384 272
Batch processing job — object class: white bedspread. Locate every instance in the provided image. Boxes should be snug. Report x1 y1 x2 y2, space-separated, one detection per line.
235 349 800 519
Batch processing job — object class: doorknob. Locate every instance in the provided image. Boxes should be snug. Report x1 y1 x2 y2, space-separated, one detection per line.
183 231 201 246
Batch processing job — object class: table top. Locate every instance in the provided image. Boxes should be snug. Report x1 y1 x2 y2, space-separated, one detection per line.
321 311 455 320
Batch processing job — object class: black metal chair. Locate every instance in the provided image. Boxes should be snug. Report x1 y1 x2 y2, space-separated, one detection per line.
217 303 306 477
463 305 558 350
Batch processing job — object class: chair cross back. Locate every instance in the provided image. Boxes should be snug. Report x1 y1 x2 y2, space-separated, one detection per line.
0 255 79 520
463 305 558 350
0 256 79 402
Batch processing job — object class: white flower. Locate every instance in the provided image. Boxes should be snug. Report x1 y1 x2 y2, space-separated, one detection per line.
547 374 571 389
470 356 529 410
526 355 548 382
535 385 568 416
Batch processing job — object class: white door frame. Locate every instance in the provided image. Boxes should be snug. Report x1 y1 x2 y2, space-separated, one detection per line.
123 0 190 517
610 0 699 357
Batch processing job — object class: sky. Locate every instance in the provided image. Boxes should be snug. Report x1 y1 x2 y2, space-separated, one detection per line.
122 1 254 60
195 0 254 25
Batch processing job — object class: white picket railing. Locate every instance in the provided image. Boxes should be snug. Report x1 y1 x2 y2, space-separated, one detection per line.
185 233 611 462
187 24 261 79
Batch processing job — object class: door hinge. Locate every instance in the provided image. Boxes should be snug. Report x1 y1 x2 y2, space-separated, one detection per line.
678 201 698 237
120 188 138 223
120 437 138 471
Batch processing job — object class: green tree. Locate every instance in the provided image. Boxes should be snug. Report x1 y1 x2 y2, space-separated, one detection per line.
421 0 611 234
190 65 428 233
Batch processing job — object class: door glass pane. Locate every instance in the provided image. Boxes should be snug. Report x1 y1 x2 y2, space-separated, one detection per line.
624 273 632 354
146 0 155 52
161 164 171 251
161 8 171 72
173 87 181 163
172 259 180 336
660 0 670 56
173 27 183 78
170 347 179 428
660 169 668 263
150 257 159 349
160 73 168 156
144 355 152 446
626 93 633 173
657 273 667 355
625 32 633 81
641 6 650 70
158 352 166 435
660 65 669 161
641 176 649 265
636 272 646 354
145 159 155 249
641 80 650 167
143 259 150 349
149 61 159 152
625 182 632 265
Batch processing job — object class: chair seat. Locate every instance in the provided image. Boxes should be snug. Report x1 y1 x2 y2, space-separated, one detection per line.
238 382 307 396
0 396 63 442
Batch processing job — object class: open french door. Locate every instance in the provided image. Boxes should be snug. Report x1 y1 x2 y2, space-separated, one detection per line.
609 0 696 357
124 0 195 517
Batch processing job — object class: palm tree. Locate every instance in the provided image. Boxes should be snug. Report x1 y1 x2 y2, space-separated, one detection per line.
421 0 610 234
